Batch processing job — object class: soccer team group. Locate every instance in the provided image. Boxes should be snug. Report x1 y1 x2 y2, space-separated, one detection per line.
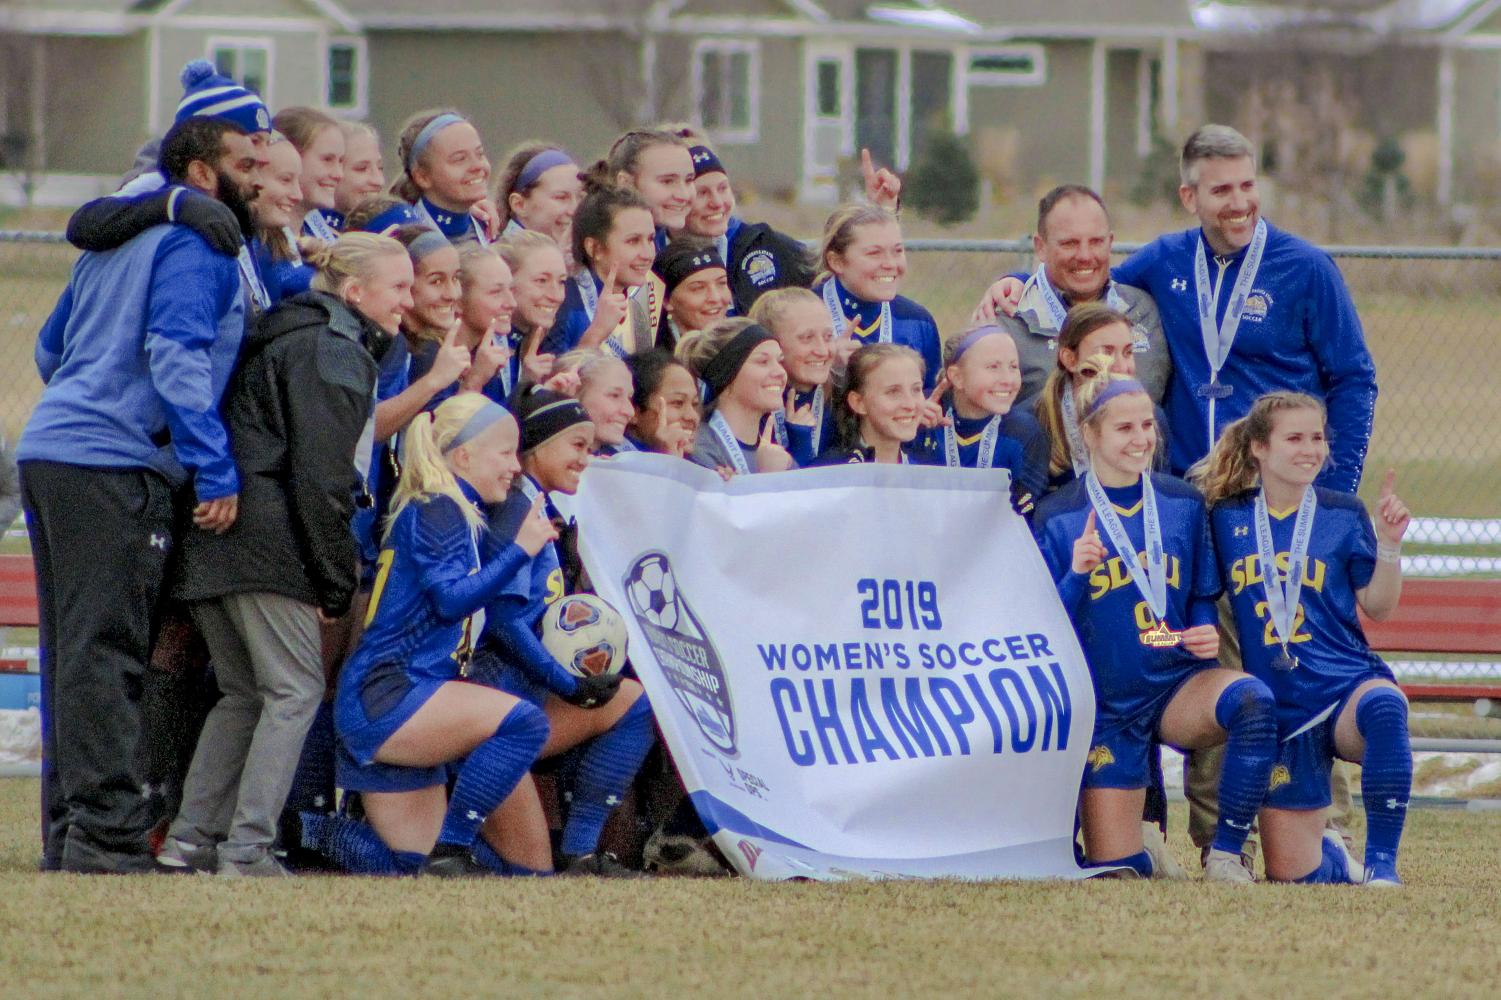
14 58 1412 884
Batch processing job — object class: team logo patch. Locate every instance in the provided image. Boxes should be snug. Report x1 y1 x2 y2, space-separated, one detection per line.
624 551 739 757
742 249 778 288
737 839 762 871
1087 744 1115 771
1268 764 1291 791
1242 290 1272 321
1131 324 1151 352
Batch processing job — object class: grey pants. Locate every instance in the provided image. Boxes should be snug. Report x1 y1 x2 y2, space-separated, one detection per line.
168 592 323 862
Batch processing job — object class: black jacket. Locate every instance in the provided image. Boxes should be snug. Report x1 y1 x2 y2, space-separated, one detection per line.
727 221 816 314
175 292 382 616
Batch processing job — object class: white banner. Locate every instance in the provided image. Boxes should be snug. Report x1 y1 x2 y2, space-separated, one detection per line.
575 454 1096 881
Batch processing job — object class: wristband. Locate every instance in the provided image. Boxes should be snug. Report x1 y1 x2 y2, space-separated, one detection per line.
1377 541 1402 564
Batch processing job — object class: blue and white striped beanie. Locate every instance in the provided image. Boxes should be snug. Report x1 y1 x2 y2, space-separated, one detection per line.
174 60 271 134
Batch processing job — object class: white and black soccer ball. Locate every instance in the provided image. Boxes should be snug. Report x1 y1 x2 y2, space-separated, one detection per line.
541 594 628 677
626 553 681 630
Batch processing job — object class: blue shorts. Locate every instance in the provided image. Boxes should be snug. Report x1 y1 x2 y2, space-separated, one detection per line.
1266 672 1390 811
468 649 553 709
336 743 453 794
334 660 449 794
1083 668 1207 790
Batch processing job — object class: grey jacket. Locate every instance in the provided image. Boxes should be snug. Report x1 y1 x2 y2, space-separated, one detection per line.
998 275 1172 408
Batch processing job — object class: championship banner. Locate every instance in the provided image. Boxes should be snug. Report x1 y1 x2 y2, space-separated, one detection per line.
574 455 1097 881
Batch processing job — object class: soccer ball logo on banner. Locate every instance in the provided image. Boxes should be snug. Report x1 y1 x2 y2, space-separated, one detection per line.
623 551 738 757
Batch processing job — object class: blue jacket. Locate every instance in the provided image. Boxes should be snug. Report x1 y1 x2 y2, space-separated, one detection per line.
816 278 942 393
20 225 243 500
1114 223 1376 491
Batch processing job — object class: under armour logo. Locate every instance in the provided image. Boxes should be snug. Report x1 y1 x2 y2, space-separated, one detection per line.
1225 817 1251 830
1386 798 1407 811
465 810 481 821
1171 278 1188 292
149 533 169 551
1234 526 1249 537
605 795 622 807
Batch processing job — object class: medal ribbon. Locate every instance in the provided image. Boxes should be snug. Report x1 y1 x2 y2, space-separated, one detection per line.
1085 471 1170 626
1059 388 1090 476
709 409 753 476
1032 267 1131 331
303 209 338 242
1193 218 1267 451
237 244 270 312
773 386 824 457
822 278 892 345
942 411 1003 469
1253 485 1317 656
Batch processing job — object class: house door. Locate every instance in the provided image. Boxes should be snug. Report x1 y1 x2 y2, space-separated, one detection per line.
855 48 898 170
802 44 852 204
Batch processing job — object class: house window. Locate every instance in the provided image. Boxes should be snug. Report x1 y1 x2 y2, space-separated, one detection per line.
967 45 1046 87
694 40 759 142
208 38 273 99
326 36 368 113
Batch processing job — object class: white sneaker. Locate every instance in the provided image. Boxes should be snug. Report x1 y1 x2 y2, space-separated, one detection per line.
1204 848 1255 884
1140 822 1189 880
217 852 291 878
156 836 217 874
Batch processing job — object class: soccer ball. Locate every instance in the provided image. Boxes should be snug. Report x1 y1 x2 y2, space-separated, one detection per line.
626 553 680 630
541 594 628 677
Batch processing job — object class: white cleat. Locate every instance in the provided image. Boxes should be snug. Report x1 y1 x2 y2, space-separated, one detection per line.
1203 848 1256 884
1140 822 1190 880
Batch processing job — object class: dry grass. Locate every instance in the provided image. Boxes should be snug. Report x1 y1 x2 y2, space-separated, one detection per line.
0 779 1497 999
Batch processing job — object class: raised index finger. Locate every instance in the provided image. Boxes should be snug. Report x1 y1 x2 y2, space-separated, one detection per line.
1084 510 1097 538
860 148 875 182
1380 468 1396 499
604 262 619 295
928 373 950 405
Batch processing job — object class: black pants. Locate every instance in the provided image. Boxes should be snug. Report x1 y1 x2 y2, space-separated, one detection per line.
21 460 174 867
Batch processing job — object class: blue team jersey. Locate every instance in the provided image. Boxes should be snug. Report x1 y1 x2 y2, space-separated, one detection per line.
1210 488 1389 730
781 386 837 466
1033 474 1221 721
542 272 600 356
480 480 565 638
816 278 942 394
337 494 485 732
1113 223 1376 491
407 335 517 413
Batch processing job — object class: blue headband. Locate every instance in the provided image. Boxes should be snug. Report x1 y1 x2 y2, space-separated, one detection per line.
407 229 452 262
949 325 1011 364
406 113 467 172
1084 378 1148 418
443 401 509 454
516 149 575 192
356 203 423 235
689 145 726 178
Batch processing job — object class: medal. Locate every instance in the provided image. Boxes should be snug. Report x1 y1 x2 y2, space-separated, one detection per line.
1192 218 1267 451
1084 471 1176 647
822 278 892 345
237 243 270 312
1253 485 1317 672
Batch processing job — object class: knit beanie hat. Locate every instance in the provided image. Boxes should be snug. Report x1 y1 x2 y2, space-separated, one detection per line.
174 60 271 134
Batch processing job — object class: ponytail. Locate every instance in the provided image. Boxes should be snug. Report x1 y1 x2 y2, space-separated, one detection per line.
386 394 494 536
1191 391 1326 505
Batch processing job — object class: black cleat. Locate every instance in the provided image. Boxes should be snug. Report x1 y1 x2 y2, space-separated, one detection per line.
559 851 649 879
419 843 492 878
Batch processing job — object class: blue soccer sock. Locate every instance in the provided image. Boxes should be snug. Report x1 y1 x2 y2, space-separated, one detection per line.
298 812 422 876
1093 849 1154 879
561 695 655 857
1210 677 1277 856
436 702 549 850
1292 833 1354 884
1355 687 1411 876
284 700 337 815
471 835 552 877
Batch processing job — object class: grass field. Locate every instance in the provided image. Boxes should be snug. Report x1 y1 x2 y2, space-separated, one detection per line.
0 781 1496 998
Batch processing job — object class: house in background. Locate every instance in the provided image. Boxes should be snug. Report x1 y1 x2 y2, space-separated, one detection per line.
2 0 1501 212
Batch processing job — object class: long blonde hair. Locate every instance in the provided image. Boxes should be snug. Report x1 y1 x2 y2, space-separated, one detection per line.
387 393 494 535
1191 392 1326 504
1037 302 1134 477
300 231 406 298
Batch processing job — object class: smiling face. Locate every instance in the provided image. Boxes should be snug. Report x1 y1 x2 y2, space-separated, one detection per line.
948 333 1021 419
1181 155 1260 256
526 425 595 495
450 413 522 503
828 220 906 303
415 121 491 211
630 362 698 453
625 142 694 231
299 124 345 212
666 267 731 334
1061 321 1137 381
1036 194 1112 302
577 361 635 447
509 242 568 332
848 356 925 448
1083 391 1156 482
726 340 787 414
686 170 735 238
1251 406 1329 492
406 245 462 334
336 129 385 214
345 250 415 336
461 253 516 338
254 139 303 230
771 298 836 391
510 163 581 245
587 206 657 287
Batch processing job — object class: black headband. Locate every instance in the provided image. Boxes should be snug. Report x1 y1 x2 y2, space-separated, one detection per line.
700 324 774 403
517 389 592 452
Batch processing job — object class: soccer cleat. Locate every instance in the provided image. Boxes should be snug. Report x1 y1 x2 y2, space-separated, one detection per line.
1322 829 1360 883
560 851 649 879
419 844 492 879
643 832 730 878
217 852 292 878
1140 822 1189 880
156 836 217 874
1203 848 1256 884
1363 859 1403 888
